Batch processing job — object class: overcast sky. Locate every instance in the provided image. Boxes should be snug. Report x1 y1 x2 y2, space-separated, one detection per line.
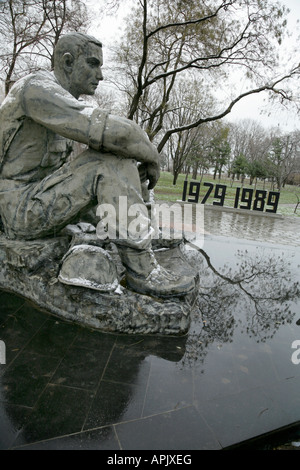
226 0 300 131
90 0 300 132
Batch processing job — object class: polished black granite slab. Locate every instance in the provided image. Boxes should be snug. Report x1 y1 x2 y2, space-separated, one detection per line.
0 233 300 450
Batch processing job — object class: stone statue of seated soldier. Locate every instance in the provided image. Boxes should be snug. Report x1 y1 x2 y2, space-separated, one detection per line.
0 32 195 298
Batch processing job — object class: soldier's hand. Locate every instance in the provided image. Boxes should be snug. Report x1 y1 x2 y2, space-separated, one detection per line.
102 115 159 167
139 162 160 189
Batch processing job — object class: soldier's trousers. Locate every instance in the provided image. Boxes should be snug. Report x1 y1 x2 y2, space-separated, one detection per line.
0 149 153 250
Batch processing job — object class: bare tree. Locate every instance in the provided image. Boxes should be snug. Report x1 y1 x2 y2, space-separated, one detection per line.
228 119 272 178
109 0 299 153
1 0 48 94
163 77 215 184
227 120 300 188
0 0 91 95
269 130 300 190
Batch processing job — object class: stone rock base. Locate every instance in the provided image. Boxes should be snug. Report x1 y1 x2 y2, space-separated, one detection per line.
0 232 199 335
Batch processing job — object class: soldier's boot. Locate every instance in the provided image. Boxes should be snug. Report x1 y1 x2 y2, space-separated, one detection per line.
118 246 195 298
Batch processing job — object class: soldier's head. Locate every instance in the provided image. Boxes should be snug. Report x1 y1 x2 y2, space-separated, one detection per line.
54 32 103 99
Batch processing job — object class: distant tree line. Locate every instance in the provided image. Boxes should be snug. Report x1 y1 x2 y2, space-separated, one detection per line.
165 119 300 190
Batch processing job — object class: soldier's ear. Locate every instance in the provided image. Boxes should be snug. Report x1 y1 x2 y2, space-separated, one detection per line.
62 53 74 73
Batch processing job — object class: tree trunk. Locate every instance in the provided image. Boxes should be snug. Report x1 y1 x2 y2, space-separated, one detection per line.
5 53 17 95
294 195 300 213
173 171 179 185
192 162 199 179
218 165 222 179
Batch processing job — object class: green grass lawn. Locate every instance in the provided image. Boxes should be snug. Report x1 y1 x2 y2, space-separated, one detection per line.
154 171 300 217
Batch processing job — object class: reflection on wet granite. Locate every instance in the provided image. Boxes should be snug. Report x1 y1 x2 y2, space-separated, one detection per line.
0 234 300 449
182 239 300 367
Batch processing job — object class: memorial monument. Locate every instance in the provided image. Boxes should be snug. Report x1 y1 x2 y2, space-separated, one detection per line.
0 32 199 335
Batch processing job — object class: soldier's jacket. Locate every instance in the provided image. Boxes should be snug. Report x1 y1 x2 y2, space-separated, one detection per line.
0 69 108 187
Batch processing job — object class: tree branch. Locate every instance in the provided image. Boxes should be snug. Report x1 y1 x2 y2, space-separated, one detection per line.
146 1 234 39
157 68 300 152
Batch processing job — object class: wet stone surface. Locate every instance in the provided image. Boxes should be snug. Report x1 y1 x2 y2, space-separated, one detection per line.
0 207 300 450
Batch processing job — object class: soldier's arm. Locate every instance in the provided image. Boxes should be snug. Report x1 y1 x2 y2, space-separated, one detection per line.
102 115 160 188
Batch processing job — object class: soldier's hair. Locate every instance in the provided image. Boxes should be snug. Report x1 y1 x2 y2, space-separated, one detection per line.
54 32 102 66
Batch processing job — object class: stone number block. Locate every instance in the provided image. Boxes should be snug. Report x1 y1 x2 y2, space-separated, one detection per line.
182 181 280 213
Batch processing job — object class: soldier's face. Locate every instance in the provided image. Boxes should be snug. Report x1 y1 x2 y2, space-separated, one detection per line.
69 43 103 98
